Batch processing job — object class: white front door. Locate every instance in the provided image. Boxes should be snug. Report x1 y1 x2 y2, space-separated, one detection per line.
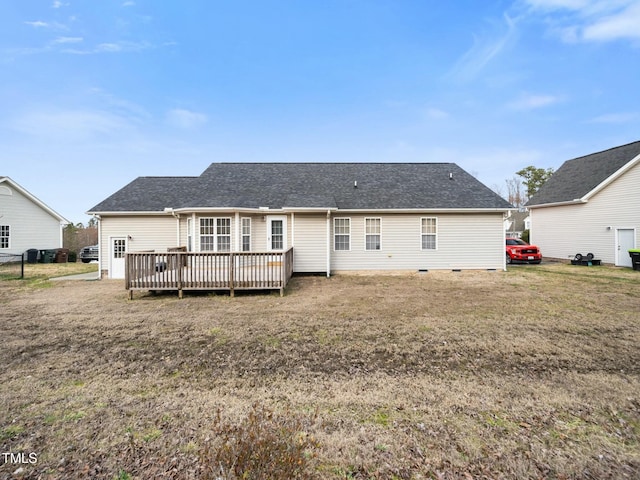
109 237 127 279
616 229 635 267
267 216 287 251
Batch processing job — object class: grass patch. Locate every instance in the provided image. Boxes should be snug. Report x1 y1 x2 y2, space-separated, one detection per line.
0 262 638 478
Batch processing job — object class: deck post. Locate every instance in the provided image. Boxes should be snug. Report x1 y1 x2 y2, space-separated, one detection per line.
229 252 235 297
177 252 183 299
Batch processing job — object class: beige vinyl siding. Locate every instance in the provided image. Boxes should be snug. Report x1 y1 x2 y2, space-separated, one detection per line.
292 213 327 272
0 185 62 254
330 213 504 271
99 215 177 268
531 161 640 264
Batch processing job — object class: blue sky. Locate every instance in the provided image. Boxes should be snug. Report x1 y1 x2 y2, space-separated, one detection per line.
1 0 639 224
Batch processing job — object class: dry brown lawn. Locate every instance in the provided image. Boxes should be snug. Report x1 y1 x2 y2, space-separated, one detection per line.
1 263 639 479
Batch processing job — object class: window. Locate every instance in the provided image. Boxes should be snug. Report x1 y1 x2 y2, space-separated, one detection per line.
365 218 381 251
421 217 437 250
216 218 231 252
241 218 251 252
187 218 193 251
200 218 215 251
334 218 350 251
200 217 232 251
0 225 9 249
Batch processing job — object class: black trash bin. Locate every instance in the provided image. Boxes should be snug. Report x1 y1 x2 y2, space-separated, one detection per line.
26 249 39 264
629 249 640 270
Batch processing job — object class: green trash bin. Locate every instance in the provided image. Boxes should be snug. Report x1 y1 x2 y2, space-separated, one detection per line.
39 249 57 263
629 249 640 270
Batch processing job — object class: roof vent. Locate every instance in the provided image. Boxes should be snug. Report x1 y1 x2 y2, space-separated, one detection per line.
449 172 453 180
354 181 358 188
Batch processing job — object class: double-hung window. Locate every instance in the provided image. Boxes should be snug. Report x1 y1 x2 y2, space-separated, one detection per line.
421 217 437 250
365 218 381 251
200 218 215 251
0 225 9 249
334 218 351 251
216 218 231 251
200 217 232 251
241 218 251 252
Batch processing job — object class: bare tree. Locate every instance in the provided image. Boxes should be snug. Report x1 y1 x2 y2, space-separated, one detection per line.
505 176 525 208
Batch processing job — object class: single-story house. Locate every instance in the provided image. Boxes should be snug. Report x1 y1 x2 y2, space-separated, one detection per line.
0 176 69 258
504 210 530 239
526 140 640 267
87 163 513 281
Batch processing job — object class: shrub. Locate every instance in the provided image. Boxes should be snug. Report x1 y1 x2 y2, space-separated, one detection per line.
521 229 530 243
200 403 319 480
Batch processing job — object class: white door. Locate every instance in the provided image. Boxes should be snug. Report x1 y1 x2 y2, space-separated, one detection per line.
616 229 635 267
267 216 287 251
110 237 127 279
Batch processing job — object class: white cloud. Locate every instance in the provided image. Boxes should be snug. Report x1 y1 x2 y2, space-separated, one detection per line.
52 36 83 44
582 2 640 40
424 108 450 120
588 112 639 123
24 21 49 28
122 1 136 6
52 1 69 8
448 13 519 83
10 109 131 141
508 93 562 110
165 109 208 129
522 0 640 43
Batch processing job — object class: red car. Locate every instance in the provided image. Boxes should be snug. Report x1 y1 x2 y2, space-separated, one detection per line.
506 238 542 264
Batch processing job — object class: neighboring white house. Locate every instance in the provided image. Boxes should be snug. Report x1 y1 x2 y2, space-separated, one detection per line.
0 177 69 257
87 163 513 279
526 141 640 267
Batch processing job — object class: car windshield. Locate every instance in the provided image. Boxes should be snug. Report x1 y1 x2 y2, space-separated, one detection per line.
506 239 528 245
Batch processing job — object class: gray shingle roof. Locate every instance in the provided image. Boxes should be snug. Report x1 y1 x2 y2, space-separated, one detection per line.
527 141 640 206
88 163 512 213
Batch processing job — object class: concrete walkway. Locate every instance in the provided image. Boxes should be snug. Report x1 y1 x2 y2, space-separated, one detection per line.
50 271 101 281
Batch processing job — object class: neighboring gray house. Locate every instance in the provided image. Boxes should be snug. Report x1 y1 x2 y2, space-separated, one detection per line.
88 163 513 279
527 141 640 267
0 177 69 257
504 210 530 238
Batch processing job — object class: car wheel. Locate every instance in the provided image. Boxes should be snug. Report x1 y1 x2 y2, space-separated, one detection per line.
81 259 90 263
506 253 512 264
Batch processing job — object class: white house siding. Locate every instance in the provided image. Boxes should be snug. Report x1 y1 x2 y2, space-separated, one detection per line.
99 215 177 273
0 185 62 255
292 213 327 272
530 161 640 264
329 213 504 272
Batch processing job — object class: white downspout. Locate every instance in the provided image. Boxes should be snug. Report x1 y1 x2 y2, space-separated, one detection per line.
326 210 331 277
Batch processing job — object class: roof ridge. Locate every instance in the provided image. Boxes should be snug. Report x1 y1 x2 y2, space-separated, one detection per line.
567 139 640 162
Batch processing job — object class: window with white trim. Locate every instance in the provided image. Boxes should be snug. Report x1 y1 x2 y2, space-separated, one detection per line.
0 225 9 249
365 218 381 251
187 218 193 251
241 217 251 252
200 217 232 251
421 217 437 250
216 218 231 252
334 218 350 251
200 218 215 251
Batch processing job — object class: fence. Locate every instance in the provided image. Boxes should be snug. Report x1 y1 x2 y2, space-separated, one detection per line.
126 248 294 298
0 253 24 280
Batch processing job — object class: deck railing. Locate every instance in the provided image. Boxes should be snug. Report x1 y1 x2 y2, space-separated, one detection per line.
125 247 294 298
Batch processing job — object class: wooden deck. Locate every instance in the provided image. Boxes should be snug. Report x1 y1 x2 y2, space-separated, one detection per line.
125 248 294 298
